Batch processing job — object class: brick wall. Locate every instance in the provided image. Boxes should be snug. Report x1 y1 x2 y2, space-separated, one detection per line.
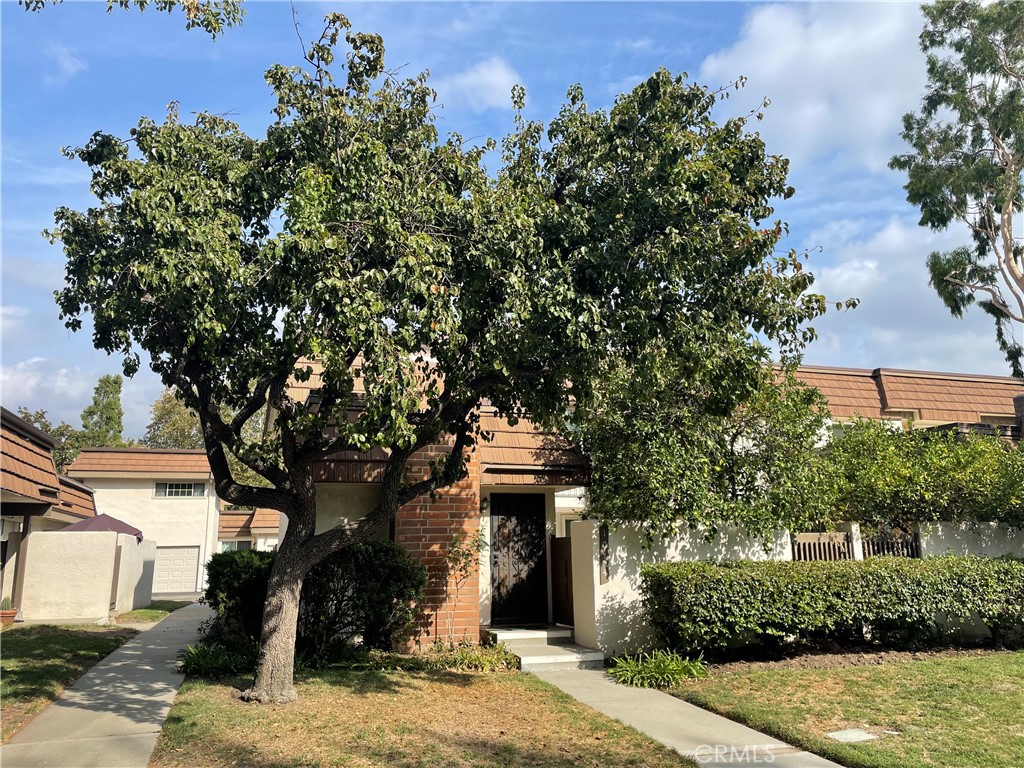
393 443 482 649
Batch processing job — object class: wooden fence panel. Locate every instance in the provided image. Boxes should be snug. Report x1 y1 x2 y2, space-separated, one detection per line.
862 534 921 559
792 532 852 562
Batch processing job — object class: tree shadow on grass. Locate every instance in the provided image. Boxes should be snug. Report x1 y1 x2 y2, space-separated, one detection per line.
0 625 135 705
299 666 478 696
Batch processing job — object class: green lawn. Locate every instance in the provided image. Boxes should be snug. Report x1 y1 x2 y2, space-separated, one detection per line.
151 668 697 768
673 650 1024 768
117 600 192 624
1 624 136 742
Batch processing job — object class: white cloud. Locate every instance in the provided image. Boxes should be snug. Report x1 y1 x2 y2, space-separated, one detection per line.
0 357 94 422
1 306 30 344
615 37 655 53
43 43 87 87
700 3 926 174
0 357 163 440
435 57 522 113
803 218 1016 376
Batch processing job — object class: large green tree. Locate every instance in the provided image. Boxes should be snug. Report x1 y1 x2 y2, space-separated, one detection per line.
51 15 825 702
579 361 835 542
79 374 127 448
890 0 1024 376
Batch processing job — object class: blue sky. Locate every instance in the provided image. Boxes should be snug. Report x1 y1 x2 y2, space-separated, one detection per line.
2 1 1016 439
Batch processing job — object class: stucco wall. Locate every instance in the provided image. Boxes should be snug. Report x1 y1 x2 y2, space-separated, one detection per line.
85 478 218 592
112 534 156 613
314 484 382 534
570 519 792 654
20 531 117 622
918 522 1024 558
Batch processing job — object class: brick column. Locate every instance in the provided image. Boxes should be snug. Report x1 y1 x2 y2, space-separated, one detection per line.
393 444 482 649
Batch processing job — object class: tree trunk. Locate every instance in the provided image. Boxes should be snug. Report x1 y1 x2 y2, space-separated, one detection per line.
241 544 306 704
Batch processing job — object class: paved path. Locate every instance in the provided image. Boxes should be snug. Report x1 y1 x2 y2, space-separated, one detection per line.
1 603 211 768
535 668 843 767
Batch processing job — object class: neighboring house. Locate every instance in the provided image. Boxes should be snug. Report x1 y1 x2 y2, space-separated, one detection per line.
796 365 1024 439
1 407 99 606
66 448 221 596
1 407 153 622
218 507 280 552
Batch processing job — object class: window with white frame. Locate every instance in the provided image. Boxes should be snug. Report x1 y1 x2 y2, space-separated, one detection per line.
220 540 252 552
155 482 206 498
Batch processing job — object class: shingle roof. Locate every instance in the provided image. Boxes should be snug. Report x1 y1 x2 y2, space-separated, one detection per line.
57 476 97 519
219 508 281 539
478 415 588 485
796 365 1024 425
67 448 212 476
1 407 63 505
1 408 95 518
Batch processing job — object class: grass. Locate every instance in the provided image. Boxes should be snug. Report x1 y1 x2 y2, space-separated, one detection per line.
151 667 698 768
0 624 137 742
672 650 1024 768
117 600 192 623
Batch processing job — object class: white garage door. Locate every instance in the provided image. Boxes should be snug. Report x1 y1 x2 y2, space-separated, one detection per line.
154 546 200 594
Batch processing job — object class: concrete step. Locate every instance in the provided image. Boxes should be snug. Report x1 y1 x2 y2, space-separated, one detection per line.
487 626 574 645
508 641 605 672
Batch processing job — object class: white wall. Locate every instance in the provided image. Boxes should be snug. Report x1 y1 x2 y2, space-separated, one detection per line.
20 531 117 622
86 478 217 592
255 535 278 552
918 522 1024 558
112 534 156 613
570 519 791 655
314 483 381 534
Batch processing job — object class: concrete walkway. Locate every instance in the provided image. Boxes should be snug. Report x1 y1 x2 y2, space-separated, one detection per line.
1 603 211 768
535 668 843 767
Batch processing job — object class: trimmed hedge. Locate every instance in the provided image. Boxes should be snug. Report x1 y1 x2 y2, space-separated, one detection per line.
641 555 1024 652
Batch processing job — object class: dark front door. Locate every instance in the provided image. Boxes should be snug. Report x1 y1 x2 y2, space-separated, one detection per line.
490 494 548 626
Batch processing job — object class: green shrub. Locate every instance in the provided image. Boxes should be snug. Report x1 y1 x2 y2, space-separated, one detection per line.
177 641 258 677
641 555 1024 653
422 638 519 672
203 549 274 642
609 649 708 688
298 540 427 662
203 541 427 665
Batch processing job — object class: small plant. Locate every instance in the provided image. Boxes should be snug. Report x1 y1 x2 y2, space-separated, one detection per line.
439 532 487 642
0 597 13 611
609 649 708 688
423 638 519 672
176 641 258 678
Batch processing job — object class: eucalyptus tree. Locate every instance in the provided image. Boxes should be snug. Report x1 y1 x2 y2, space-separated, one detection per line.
51 14 826 702
891 0 1024 376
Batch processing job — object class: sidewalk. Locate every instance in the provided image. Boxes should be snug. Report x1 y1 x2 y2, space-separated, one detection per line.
534 668 843 767
1 602 211 768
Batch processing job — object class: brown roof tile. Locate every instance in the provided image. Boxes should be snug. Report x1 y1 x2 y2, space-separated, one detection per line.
58 477 96 519
1 410 62 504
796 365 1024 424
478 415 588 486
67 448 212 476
